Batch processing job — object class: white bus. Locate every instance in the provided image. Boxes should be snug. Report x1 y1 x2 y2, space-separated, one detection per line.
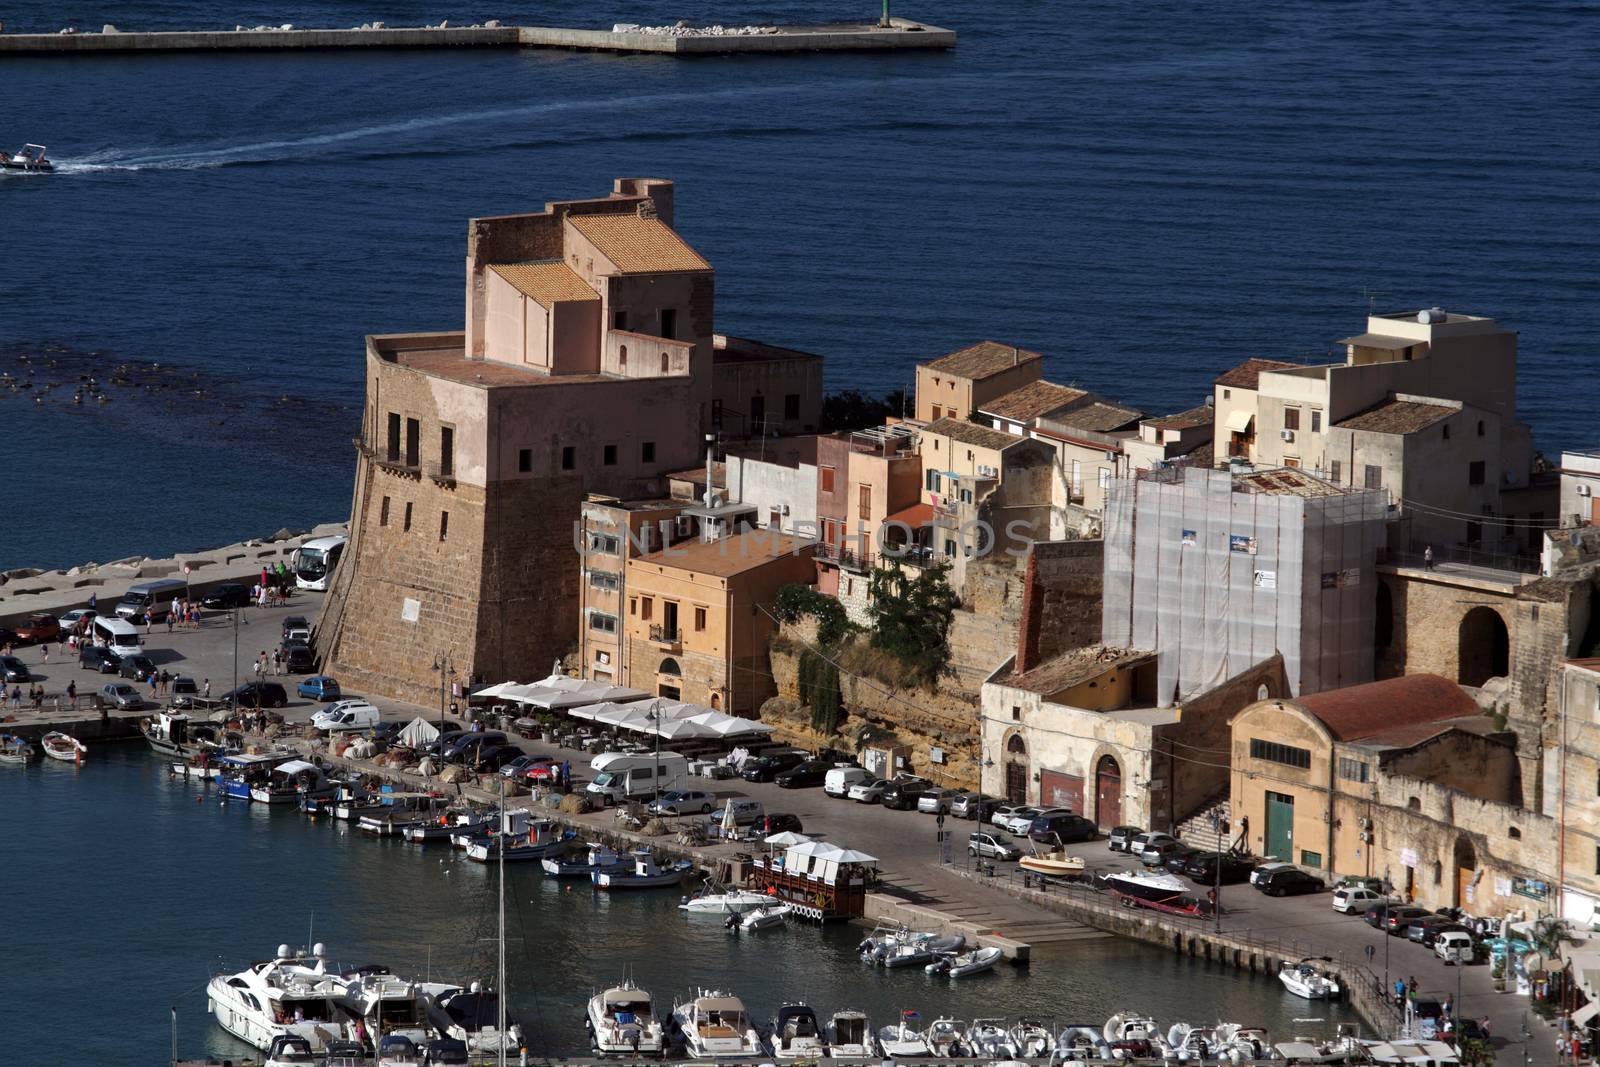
293 535 347 591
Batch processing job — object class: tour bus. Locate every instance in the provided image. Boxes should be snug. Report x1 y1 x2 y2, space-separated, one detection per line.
91 615 143 658
293 535 348 591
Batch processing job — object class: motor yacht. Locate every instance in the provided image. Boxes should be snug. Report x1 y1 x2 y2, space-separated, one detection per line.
340 967 452 1048
586 978 664 1056
671 989 764 1059
207 943 352 1051
1279 957 1342 999
824 1009 872 1058
769 1002 827 1060
435 983 524 1056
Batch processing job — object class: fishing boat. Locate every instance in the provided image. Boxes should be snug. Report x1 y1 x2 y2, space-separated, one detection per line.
825 1009 872 1058
544 842 629 877
251 760 336 805
217 753 289 801
404 810 490 844
358 794 450 835
586 978 664 1057
1103 869 1189 906
141 711 202 758
925 1017 968 1057
593 850 693 889
875 1013 931 1057
769 1002 827 1060
1 144 53 173
967 1018 1018 1058
670 989 764 1059
466 818 569 862
41 732 87 763
925 945 1002 979
680 881 771 913
1279 957 1342 999
1018 844 1086 878
0 734 34 764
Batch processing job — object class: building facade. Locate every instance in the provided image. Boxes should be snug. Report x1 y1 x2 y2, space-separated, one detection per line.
711 333 824 438
914 341 1043 424
1212 358 1295 464
576 495 686 685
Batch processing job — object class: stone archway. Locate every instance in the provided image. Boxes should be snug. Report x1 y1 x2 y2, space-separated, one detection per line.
1458 607 1509 687
658 657 682 677
1003 732 1028 805
1095 753 1123 830
1453 837 1478 908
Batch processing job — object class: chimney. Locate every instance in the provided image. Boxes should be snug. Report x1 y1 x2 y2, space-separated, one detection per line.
1013 346 1020 366
702 433 716 509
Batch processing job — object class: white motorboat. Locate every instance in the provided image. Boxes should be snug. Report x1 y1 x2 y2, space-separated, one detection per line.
1 144 53 173
1279 957 1342 999
926 945 1003 979
0 733 34 764
1011 1019 1055 1057
1216 1023 1271 1061
251 760 335 805
324 1039 369 1066
587 978 664 1056
41 731 87 763
1103 869 1189 906
729 903 789 932
1019 845 1087 878
435 983 524 1057
671 989 764 1059
1054 1023 1113 1062
926 1017 968 1057
376 1033 422 1065
1103 1011 1167 1059
264 1034 317 1067
769 1002 827 1060
207 943 353 1051
1167 1023 1221 1062
875 1015 931 1058
968 1017 1018 1058
680 883 772 913
825 1009 872 1058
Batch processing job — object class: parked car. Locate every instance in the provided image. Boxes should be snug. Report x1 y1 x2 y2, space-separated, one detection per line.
57 608 97 634
994 805 1042 836
968 831 1022 861
1164 846 1205 875
1249 861 1297 888
824 766 870 797
917 788 964 815
1256 868 1326 897
1183 852 1256 885
78 646 121 673
283 619 312 644
223 681 289 709
1129 831 1178 858
202 583 251 609
170 676 200 708
117 654 157 682
99 682 144 709
1332 885 1387 914
1030 812 1098 844
441 731 507 762
710 799 765 827
848 777 889 803
881 778 932 811
1421 922 1473 948
282 642 315 673
1138 838 1189 867
775 760 833 789
13 612 60 644
648 790 716 816
1406 915 1460 944
500 754 551 780
755 813 804 836
1107 826 1144 853
1382 906 1432 935
467 745 524 773
0 656 30 683
1435 929 1478 965
953 792 999 820
740 750 807 783
297 675 341 701
368 721 404 749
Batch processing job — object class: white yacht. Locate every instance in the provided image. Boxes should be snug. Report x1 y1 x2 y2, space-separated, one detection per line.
207 943 352 1051
586 978 664 1056
770 1003 827 1060
825 1010 872 1059
434 983 523 1056
341 967 453 1047
671 989 763 1059
875 1014 931 1057
679 884 771 913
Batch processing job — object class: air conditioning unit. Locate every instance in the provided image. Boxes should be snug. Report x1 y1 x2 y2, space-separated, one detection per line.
780 503 791 515
1280 429 1295 442
1577 484 1592 498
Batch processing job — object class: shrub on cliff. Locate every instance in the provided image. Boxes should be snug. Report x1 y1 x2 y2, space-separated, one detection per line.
798 649 844 735
774 583 854 646
867 561 958 687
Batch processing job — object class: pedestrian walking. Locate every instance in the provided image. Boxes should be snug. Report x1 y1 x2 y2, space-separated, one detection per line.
66 680 76 704
1424 545 1434 570
143 609 153 633
203 678 211 698
166 613 175 634
41 643 48 664
8 686 19 709
252 659 261 680
272 649 282 676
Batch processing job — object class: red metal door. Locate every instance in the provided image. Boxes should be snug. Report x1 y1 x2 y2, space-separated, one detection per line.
1040 771 1084 814
1095 756 1122 829
1004 762 1027 805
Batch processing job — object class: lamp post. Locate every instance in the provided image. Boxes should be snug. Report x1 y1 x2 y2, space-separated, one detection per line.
646 700 662 804
432 654 455 738
1211 809 1224 933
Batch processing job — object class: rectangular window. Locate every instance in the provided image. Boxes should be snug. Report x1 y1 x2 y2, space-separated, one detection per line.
1469 460 1486 486
1284 407 1301 431
1284 456 1300 469
1330 459 1342 483
1098 468 1111 490
518 448 532 473
712 398 723 428
769 508 782 529
1222 388 1231 400
1466 520 1482 544
1595 845 1600 876
603 444 618 466
784 393 800 421
1249 737 1311 769
612 309 626 331
930 405 942 421
403 502 413 532
439 511 449 541
380 496 391 526
641 441 655 464
859 485 872 523
924 469 938 492
1311 410 1322 433
439 426 454 477
385 412 401 462
694 606 707 631
1364 464 1382 490
561 446 576 471
751 394 766 430
659 308 676 340
640 597 653 621
1301 850 1323 869
588 533 620 555
1338 757 1370 783
588 612 617 634
821 466 836 493
404 418 420 467
589 571 619 592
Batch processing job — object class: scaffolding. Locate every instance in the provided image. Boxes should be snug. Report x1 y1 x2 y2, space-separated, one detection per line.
1102 466 1388 704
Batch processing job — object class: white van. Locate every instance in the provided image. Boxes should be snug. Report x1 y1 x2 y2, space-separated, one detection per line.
711 798 765 827
90 616 143 658
586 751 690 806
824 766 870 798
115 578 189 621
1435 930 1475 965
312 701 380 734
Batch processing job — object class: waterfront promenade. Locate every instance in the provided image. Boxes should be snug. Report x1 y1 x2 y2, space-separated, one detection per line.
0 590 1554 1063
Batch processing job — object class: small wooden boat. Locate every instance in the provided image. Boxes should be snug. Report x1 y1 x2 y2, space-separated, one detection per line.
0 734 34 764
593 850 693 889
1018 846 1086 878
41 732 87 764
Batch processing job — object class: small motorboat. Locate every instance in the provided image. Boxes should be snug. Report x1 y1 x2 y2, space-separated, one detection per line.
1167 1022 1221 1062
358 794 450 835
1279 957 1342 999
925 1017 968 1057
376 1033 421 1066
925 945 1002 979
1104 1011 1166 1060
1055 1023 1113 1062
670 989 764 1059
1217 1023 1270 1060
264 1033 317 1066
0 734 35 764
40 732 87 764
586 977 664 1056
825 1009 872 1058
1103 869 1190 906
726 903 789 932
967 1018 1018 1058
544 842 628 877
1011 1018 1054 1057
881 932 964 969
1 144 53 174
769 1002 827 1060
1019 844 1086 879
875 1014 931 1058
680 881 772 913
593 850 692 889
325 1040 370 1067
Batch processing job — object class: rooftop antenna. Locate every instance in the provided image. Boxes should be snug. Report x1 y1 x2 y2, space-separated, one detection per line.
1361 286 1382 315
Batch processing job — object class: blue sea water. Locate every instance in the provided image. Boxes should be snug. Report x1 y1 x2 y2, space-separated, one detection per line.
2 2 1597 571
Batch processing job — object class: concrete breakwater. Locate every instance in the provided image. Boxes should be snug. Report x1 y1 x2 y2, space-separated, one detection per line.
0 20 956 56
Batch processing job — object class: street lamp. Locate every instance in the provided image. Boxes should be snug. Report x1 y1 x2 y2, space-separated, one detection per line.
645 700 662 804
1211 810 1224 933
431 654 456 738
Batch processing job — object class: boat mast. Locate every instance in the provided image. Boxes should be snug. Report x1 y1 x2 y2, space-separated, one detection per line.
498 776 507 1067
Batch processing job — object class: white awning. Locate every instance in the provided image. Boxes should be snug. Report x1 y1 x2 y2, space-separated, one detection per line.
1225 410 1254 433
1573 997 1600 1028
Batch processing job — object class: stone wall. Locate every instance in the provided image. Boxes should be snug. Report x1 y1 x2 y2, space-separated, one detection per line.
1016 539 1104 673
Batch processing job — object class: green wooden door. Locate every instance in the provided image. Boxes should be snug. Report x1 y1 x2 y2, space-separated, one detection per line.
1265 791 1294 863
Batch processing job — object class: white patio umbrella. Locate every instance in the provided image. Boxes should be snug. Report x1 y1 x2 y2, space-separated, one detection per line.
827 847 879 865
474 681 525 699
764 831 812 848
653 718 715 741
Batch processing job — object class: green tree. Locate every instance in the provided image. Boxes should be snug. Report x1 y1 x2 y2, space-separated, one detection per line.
773 583 854 646
798 649 844 735
867 561 959 685
1531 916 1576 957
819 389 907 432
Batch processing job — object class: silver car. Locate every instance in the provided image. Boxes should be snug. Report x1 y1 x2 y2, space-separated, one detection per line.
967 831 1022 861
995 805 1042 835
917 788 962 815
848 777 888 803
99 682 144 709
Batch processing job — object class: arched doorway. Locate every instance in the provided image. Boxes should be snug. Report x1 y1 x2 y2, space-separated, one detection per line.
1095 754 1122 830
1458 607 1509 687
1003 733 1028 805
1453 837 1477 908
657 657 682 701
709 693 721 710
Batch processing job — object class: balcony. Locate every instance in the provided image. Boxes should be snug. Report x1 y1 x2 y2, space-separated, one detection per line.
427 461 456 489
374 452 422 479
648 624 682 651
816 542 872 572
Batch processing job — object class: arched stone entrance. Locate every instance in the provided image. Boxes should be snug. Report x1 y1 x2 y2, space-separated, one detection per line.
1095 754 1123 830
1458 607 1509 687
1453 837 1478 908
1003 733 1028 805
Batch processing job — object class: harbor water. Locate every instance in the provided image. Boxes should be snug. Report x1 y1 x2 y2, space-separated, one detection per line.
4 1 1599 569
6 745 1361 1063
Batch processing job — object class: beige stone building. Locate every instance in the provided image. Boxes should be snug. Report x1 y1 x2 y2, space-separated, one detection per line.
1547 659 1600 927
576 495 686 685
920 417 1053 593
913 341 1042 424
623 530 816 715
1122 404 1214 476
710 334 824 439
1031 401 1144 533
1211 357 1294 464
976 380 1090 437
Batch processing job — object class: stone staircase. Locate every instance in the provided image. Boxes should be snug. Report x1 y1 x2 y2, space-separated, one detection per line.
1174 792 1233 853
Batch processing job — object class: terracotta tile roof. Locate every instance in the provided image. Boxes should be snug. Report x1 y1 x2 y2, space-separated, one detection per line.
488 262 598 307
1145 403 1214 432
1234 467 1349 497
1335 399 1457 435
1051 401 1144 433
978 380 1088 422
1214 357 1297 390
632 531 813 578
567 212 711 274
926 416 1023 452
995 646 1155 699
923 341 1043 380
1294 674 1481 742
1349 714 1503 752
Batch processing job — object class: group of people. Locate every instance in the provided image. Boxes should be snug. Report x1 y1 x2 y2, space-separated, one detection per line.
8 685 47 710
